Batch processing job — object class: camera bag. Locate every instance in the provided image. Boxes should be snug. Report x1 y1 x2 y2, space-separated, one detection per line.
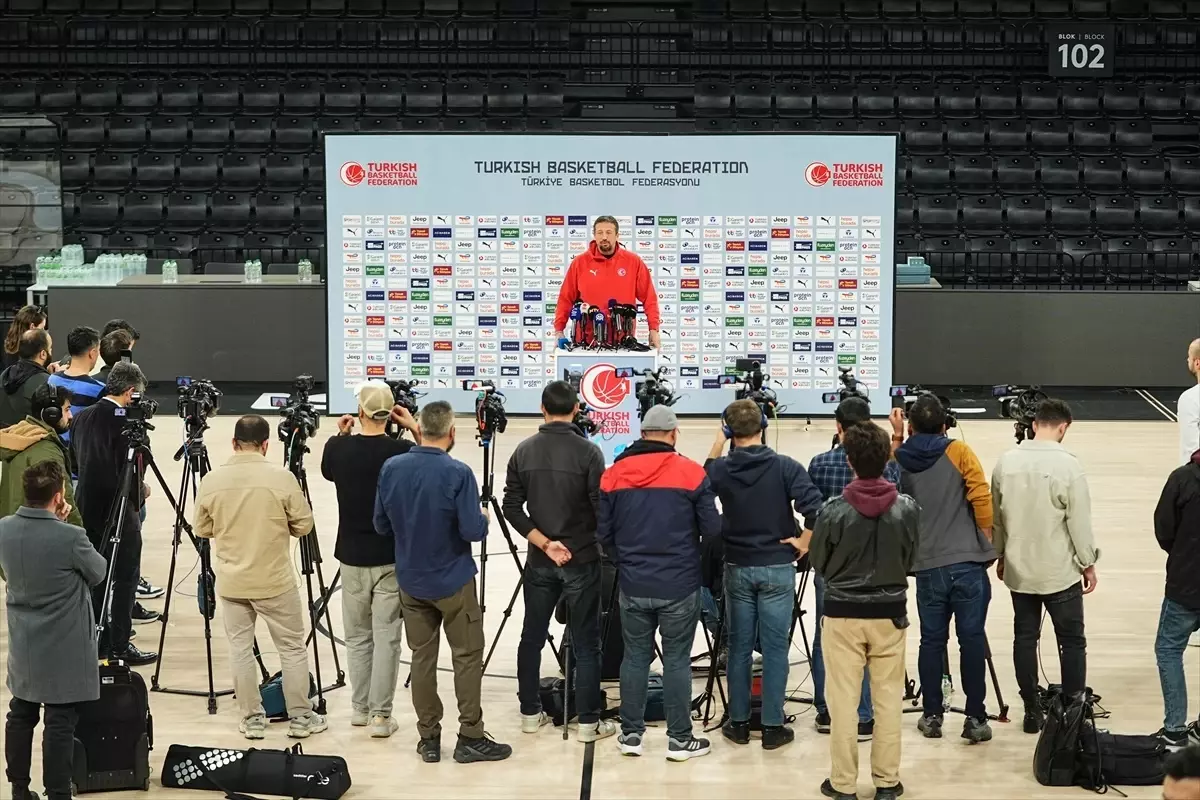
537 676 611 726
162 743 351 800
1033 688 1088 787
259 672 318 720
72 661 153 793
1077 728 1165 789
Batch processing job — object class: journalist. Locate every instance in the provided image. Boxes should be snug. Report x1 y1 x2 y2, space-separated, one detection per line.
96 330 132 383
991 398 1099 733
0 329 54 428
597 405 720 761
1180 339 1199 466
1 305 47 372
0 460 105 800
374 401 512 765
320 381 417 739
0 384 82 526
703 398 824 750
1151 444 1200 749
502 381 613 742
71 361 157 665
195 415 325 740
47 326 103 445
891 395 996 743
810 423 918 800
101 319 139 345
807 397 901 739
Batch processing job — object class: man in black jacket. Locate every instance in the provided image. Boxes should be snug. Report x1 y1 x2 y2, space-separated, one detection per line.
502 381 612 742
0 329 54 428
810 423 919 800
704 398 824 750
1153 447 1200 749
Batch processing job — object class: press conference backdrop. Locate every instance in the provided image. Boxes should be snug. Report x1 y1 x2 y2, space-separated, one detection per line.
324 134 897 415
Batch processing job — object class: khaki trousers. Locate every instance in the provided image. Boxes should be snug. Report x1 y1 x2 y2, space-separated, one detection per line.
341 564 404 718
222 587 312 720
399 578 485 740
822 616 907 794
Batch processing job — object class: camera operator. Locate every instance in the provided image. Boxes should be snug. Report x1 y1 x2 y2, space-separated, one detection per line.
0 329 54 428
991 399 1099 734
70 362 157 666
0 384 82 528
501 380 611 742
0 460 106 800
703 399 824 750
810 423 918 800
373 401 511 764
47 326 103 447
194 415 325 741
319 381 418 739
891 394 995 743
806 397 901 740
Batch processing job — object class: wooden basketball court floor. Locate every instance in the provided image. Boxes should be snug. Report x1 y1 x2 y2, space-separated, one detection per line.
1 414 1194 800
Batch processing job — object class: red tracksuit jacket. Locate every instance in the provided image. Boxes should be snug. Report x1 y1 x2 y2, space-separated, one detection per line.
553 241 661 332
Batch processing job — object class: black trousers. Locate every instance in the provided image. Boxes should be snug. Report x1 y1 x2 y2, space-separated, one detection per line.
89 517 142 655
1012 583 1087 704
5 697 79 800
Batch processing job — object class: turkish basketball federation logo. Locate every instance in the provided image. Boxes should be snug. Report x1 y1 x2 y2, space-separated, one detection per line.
579 363 629 410
804 162 831 187
340 162 366 186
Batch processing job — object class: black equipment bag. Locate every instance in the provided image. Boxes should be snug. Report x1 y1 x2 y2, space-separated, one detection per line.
1077 729 1165 789
554 560 623 682
162 743 351 800
1033 688 1088 787
537 676 610 727
73 661 153 793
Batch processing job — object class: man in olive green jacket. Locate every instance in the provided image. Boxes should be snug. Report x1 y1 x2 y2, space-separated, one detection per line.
0 384 82 542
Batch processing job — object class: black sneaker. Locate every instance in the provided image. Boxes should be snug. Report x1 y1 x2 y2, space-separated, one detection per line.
761 725 795 750
417 737 441 763
110 644 157 666
962 716 993 744
814 711 831 734
874 783 905 800
11 788 40 800
721 719 750 745
136 577 165 600
917 714 943 739
453 733 512 763
1023 704 1045 734
858 719 875 742
1189 721 1200 747
1156 727 1189 750
820 778 857 800
131 602 160 625
665 735 711 762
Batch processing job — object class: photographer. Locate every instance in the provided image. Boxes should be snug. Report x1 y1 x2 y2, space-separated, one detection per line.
892 395 995 744
0 329 54 428
195 415 325 741
0 460 106 800
374 401 511 764
704 399 824 750
47 326 103 446
991 399 1098 733
70 362 157 666
807 397 901 739
501 381 610 742
0 384 82 527
320 381 417 739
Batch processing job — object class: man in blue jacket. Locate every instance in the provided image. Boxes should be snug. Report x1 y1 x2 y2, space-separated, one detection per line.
705 398 825 750
598 405 721 762
374 400 512 766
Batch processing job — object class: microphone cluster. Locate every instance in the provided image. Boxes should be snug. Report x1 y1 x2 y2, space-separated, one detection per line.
566 300 651 351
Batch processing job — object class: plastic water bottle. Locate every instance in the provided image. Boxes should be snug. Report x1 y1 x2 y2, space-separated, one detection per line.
297 258 313 284
243 259 254 283
941 675 953 712
253 258 263 283
162 259 178 284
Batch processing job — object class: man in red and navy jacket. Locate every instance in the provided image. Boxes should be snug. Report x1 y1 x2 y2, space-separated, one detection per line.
553 216 661 350
596 405 721 761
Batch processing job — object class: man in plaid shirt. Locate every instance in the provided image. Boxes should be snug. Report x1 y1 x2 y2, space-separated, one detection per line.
807 397 901 739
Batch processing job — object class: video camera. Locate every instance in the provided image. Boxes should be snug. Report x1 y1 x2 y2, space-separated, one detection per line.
994 384 1048 443
822 366 870 405
890 385 958 429
560 365 603 437
463 380 508 440
115 391 158 444
277 374 320 444
176 376 221 428
384 378 423 440
731 358 780 420
611 366 678 422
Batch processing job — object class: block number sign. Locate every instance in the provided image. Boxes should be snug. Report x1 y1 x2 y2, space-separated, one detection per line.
1047 24 1114 78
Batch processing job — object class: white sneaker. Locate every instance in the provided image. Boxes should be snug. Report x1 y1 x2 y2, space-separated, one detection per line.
370 715 399 738
521 711 551 733
577 719 617 743
617 732 643 756
350 711 369 727
1190 631 1200 648
288 711 328 739
239 714 266 740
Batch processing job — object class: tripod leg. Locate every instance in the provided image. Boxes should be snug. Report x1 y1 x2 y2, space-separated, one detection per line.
151 463 190 690
482 577 523 674
561 609 571 741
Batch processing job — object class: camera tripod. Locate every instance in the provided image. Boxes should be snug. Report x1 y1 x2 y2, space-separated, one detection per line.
902 636 1011 723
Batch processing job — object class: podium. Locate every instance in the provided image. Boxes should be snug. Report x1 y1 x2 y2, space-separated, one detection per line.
552 349 659 465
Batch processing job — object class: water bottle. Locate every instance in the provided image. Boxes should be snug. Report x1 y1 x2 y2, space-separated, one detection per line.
253 258 263 284
162 259 178 284
243 259 254 283
297 258 312 284
941 675 953 712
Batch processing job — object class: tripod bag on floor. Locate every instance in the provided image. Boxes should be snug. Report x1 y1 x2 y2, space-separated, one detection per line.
73 661 153 793
162 743 351 799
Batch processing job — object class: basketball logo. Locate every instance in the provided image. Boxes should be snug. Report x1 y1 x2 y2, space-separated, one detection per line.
804 162 831 187
579 363 629 411
340 162 366 186
617 268 626 276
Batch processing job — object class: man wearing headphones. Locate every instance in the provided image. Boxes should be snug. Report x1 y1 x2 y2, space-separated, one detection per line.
705 399 825 750
0 383 82 526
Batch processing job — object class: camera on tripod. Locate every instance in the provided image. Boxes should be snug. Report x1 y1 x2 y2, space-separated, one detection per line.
277 374 320 444
614 366 678 422
822 366 870 405
994 384 1048 443
176 376 221 427
463 380 508 440
115 391 158 444
732 358 780 420
384 378 423 440
889 385 958 429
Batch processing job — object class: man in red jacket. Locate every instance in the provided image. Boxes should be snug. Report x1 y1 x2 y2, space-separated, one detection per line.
554 216 661 349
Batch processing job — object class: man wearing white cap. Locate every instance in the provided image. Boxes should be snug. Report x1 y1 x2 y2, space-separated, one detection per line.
320 382 420 738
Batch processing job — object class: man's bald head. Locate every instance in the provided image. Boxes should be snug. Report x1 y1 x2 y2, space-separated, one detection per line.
1189 339 1200 379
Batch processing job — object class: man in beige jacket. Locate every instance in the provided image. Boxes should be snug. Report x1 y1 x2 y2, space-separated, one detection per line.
195 415 325 740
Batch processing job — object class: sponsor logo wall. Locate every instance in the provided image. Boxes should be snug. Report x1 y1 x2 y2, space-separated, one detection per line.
325 135 897 415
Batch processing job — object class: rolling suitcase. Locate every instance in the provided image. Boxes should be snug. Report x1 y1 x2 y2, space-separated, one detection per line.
73 661 153 793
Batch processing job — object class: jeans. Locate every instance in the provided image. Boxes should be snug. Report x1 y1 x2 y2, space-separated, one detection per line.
5 697 79 800
812 573 873 722
700 587 723 641
1012 583 1086 704
619 589 700 741
916 562 991 719
341 563 404 718
516 561 603 724
725 564 794 727
1155 596 1200 732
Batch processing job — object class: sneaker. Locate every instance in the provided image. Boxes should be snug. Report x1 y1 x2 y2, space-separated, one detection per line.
820 779 857 800
722 719 750 745
962 716 992 744
577 719 617 743
288 712 328 739
239 713 266 740
761 725 795 750
137 577 165 600
858 719 875 742
12 788 40 800
665 736 711 762
130 602 160 624
617 732 643 757
350 710 369 727
1023 704 1045 734
1189 721 1200 747
110 644 157 666
1157 727 1189 750
521 711 551 734
917 714 943 739
814 711 831 734
370 715 398 739
874 783 905 799
417 736 441 763
128 628 136 640
454 733 512 763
